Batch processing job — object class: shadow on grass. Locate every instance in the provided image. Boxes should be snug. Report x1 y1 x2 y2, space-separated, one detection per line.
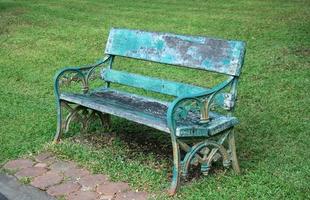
63 116 240 183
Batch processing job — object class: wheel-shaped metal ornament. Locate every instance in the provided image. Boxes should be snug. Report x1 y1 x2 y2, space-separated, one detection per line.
181 140 230 177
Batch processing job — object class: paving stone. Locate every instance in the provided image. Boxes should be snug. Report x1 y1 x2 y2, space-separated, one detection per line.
49 161 76 173
115 191 148 200
35 152 53 162
42 156 57 165
79 174 108 191
47 182 81 197
31 171 63 190
99 195 114 200
66 190 98 200
34 163 48 168
97 182 129 195
64 168 90 181
3 159 34 170
15 167 48 179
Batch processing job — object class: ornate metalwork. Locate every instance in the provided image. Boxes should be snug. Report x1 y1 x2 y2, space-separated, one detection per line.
173 98 202 126
54 56 112 142
180 141 229 177
60 101 110 136
178 131 231 178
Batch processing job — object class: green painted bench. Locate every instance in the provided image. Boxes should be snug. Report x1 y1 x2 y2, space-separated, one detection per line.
54 28 246 195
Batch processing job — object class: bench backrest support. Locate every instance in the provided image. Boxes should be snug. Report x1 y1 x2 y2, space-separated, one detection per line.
102 69 208 97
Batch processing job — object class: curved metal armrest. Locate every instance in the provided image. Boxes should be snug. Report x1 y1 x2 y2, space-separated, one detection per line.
54 55 111 99
167 76 234 131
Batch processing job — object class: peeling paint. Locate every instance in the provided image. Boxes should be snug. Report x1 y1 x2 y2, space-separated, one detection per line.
105 28 246 76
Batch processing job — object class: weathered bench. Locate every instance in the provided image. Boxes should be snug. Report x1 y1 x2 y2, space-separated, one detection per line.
54 28 246 195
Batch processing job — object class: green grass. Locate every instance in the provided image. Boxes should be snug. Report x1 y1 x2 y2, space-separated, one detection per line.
19 176 31 185
0 0 309 199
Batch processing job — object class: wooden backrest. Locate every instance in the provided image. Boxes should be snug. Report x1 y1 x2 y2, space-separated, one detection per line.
105 28 246 76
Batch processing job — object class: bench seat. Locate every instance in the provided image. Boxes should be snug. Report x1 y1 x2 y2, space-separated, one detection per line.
60 89 238 137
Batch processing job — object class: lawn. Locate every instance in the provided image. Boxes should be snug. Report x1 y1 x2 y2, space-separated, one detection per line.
0 0 309 199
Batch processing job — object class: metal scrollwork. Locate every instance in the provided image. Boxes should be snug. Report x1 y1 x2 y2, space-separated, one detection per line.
181 140 230 177
61 102 110 135
54 56 112 142
59 73 81 86
173 98 202 126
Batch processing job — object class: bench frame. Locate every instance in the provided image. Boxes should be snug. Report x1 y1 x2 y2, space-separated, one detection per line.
53 28 245 195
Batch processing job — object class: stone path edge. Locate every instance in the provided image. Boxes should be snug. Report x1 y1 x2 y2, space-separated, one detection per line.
2 152 149 200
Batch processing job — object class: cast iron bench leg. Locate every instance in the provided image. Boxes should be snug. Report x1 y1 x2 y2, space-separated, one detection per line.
54 100 63 143
229 129 240 174
167 132 181 196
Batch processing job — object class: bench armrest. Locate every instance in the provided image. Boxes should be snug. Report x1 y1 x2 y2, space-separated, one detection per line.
54 55 111 99
166 77 234 131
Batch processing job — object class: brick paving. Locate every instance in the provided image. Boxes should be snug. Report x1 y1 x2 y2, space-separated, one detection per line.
3 159 34 170
3 153 148 200
47 182 81 197
15 166 48 179
31 171 63 190
96 182 130 196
